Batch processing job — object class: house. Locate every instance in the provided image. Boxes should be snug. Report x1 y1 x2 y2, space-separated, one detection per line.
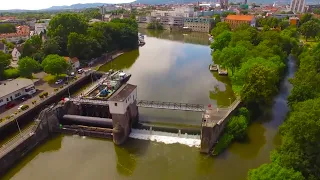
289 17 300 27
225 15 256 29
64 57 80 70
0 78 36 107
0 25 30 44
0 43 7 53
12 48 21 61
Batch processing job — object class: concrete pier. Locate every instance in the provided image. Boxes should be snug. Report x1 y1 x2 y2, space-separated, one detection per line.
200 99 241 153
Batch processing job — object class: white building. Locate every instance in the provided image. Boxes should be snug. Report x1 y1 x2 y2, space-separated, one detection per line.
107 84 137 115
64 57 80 70
150 6 195 18
0 78 36 107
290 0 306 13
12 48 21 61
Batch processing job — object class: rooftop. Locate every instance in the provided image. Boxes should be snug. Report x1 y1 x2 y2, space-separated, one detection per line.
0 78 34 98
109 83 137 102
225 15 255 21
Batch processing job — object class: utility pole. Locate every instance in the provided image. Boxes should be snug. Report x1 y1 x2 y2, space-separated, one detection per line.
15 119 23 137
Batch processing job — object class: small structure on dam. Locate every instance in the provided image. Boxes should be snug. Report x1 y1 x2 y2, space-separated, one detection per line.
55 70 138 145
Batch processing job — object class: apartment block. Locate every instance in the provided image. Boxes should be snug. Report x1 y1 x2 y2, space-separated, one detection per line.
184 17 214 33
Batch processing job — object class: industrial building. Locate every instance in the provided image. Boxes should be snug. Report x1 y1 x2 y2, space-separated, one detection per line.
0 78 36 107
225 15 256 29
184 17 214 33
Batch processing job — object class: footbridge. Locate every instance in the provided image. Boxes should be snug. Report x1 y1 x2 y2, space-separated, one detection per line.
137 100 205 112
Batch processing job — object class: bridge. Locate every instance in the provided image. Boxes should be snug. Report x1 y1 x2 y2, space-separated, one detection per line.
137 100 205 112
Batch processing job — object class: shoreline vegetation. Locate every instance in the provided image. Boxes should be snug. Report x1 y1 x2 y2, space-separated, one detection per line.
209 18 300 157
146 21 164 30
248 14 320 180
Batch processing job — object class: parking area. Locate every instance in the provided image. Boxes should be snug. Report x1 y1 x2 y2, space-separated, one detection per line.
0 71 84 121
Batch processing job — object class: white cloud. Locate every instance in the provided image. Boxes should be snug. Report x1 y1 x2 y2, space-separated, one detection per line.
1 0 134 10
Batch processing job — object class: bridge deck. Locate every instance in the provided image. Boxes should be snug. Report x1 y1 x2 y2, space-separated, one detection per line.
137 100 205 112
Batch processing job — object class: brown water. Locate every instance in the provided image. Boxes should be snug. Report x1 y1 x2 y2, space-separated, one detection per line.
2 29 295 180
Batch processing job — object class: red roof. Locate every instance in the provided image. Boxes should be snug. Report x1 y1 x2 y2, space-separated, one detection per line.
226 15 255 21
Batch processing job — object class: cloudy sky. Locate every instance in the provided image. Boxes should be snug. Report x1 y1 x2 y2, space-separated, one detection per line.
1 0 134 10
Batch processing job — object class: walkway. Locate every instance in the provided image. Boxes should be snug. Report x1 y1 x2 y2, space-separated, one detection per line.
137 100 205 112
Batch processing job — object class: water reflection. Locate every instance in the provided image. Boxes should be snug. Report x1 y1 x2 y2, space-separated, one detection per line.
140 29 210 46
98 49 140 72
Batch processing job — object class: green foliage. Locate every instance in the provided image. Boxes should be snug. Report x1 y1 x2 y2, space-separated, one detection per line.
22 35 43 59
43 37 61 56
18 57 41 78
147 21 164 30
3 68 19 79
299 20 320 41
210 31 232 50
41 54 69 76
248 163 305 180
0 51 11 78
48 13 88 54
256 17 280 28
241 64 279 105
211 22 231 37
0 23 16 33
20 105 29 111
226 115 248 140
212 133 234 155
300 13 313 25
81 8 102 20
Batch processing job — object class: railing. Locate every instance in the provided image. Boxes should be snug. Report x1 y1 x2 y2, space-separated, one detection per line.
137 100 205 112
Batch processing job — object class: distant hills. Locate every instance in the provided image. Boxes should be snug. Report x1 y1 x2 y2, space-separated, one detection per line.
44 3 107 11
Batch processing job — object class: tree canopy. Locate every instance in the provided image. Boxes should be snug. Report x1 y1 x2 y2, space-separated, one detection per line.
0 51 11 79
0 23 16 33
41 54 69 76
18 57 41 78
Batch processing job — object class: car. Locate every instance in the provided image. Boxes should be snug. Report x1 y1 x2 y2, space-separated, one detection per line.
77 69 84 74
70 72 75 76
55 79 63 85
5 103 15 109
18 105 24 110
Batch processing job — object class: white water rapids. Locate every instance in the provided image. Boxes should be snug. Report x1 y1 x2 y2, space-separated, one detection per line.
129 129 201 148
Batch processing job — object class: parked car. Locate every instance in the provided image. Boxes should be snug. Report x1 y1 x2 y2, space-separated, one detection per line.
19 95 31 101
18 105 24 110
55 79 63 85
5 103 15 109
70 72 75 77
77 69 84 74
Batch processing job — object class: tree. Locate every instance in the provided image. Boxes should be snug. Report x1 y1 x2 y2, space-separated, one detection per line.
48 13 88 55
43 37 61 56
300 13 312 25
18 57 41 78
67 32 101 60
210 31 232 50
299 20 320 41
211 22 231 37
22 35 42 57
0 51 11 78
41 54 69 76
0 23 16 33
219 45 248 74
248 163 305 180
241 64 279 105
226 115 248 140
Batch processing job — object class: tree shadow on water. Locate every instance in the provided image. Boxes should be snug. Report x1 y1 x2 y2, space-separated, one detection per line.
228 122 267 159
114 138 150 176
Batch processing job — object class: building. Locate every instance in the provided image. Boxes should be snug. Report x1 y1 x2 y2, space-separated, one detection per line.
64 57 80 70
0 43 7 53
11 48 21 61
0 25 30 44
184 17 214 32
0 78 36 107
151 6 195 17
290 0 306 13
225 15 256 29
289 17 300 27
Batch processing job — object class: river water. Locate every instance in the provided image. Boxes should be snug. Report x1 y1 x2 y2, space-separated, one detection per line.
2 29 295 180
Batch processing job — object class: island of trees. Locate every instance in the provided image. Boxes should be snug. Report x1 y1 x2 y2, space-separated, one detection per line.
147 20 164 30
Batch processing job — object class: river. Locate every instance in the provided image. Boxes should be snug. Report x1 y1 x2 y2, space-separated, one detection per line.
2 29 296 180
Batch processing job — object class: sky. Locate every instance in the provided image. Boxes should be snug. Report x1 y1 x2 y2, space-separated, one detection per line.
0 0 134 10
